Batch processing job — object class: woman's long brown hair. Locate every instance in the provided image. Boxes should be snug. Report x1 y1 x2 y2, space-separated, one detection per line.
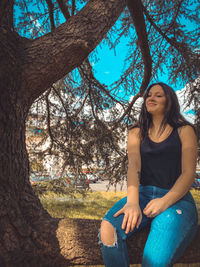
129 82 195 141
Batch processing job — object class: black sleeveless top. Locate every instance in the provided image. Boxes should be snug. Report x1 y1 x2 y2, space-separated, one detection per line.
140 128 182 189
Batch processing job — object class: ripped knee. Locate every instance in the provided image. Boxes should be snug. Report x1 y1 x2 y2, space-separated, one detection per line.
100 220 117 247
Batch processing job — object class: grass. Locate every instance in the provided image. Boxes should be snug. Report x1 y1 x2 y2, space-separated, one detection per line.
40 191 126 219
40 189 200 221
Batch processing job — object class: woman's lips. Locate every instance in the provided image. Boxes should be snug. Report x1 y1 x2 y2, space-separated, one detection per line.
147 102 156 106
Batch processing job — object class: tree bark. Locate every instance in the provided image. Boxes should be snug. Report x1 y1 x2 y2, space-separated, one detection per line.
20 0 126 101
31 218 200 266
0 0 14 29
0 85 54 265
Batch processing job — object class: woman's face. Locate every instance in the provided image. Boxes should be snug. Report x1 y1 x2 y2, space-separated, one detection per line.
145 85 167 116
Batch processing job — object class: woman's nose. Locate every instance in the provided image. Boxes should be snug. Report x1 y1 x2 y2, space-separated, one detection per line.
148 95 155 100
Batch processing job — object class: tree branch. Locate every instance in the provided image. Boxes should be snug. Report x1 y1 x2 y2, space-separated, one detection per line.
51 85 75 126
73 92 89 117
20 0 126 102
164 0 184 33
78 58 125 108
56 0 71 20
45 0 55 31
72 0 76 16
127 0 152 94
0 0 14 29
45 89 55 154
114 0 152 125
142 3 198 67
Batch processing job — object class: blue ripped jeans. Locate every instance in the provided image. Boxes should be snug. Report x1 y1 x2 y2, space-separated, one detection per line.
99 185 198 267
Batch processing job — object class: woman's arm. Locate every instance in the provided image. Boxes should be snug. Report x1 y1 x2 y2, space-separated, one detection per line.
126 127 141 204
114 127 142 233
143 125 197 217
161 125 197 206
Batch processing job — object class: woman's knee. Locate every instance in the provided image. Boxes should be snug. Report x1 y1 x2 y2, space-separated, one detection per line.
100 220 117 246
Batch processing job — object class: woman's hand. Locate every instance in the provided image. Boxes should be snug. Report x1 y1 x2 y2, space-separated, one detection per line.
143 198 169 218
114 203 142 234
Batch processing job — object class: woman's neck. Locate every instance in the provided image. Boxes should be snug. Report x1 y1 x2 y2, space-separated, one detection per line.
151 115 165 131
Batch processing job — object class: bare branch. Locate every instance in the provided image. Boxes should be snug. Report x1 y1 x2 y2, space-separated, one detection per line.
45 89 55 153
78 58 125 107
56 0 71 20
142 3 199 69
88 85 100 121
45 0 55 31
164 0 184 33
51 85 75 126
127 0 152 94
74 92 89 117
72 0 76 16
113 0 152 125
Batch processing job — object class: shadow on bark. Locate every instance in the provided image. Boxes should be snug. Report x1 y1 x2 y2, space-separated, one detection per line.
0 218 69 267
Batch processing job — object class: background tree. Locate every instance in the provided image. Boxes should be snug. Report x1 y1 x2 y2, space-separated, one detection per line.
0 0 199 265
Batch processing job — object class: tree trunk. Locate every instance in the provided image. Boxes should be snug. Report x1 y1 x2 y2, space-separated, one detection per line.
0 28 64 263
0 92 61 265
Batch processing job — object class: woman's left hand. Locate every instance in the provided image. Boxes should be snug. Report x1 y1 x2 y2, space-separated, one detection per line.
143 198 169 218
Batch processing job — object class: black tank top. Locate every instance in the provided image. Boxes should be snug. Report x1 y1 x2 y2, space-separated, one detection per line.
140 128 182 189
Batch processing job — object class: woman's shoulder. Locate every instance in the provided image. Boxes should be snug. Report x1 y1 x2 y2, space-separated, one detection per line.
128 124 140 132
177 124 196 136
128 126 141 140
177 124 197 144
127 126 141 150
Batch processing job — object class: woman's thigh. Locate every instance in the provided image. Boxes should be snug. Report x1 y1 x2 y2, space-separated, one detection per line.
142 198 198 267
102 192 152 240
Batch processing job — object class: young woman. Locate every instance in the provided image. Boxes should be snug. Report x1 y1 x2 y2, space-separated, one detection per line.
99 82 198 267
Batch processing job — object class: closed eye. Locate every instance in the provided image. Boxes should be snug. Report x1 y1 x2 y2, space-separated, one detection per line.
147 95 163 97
